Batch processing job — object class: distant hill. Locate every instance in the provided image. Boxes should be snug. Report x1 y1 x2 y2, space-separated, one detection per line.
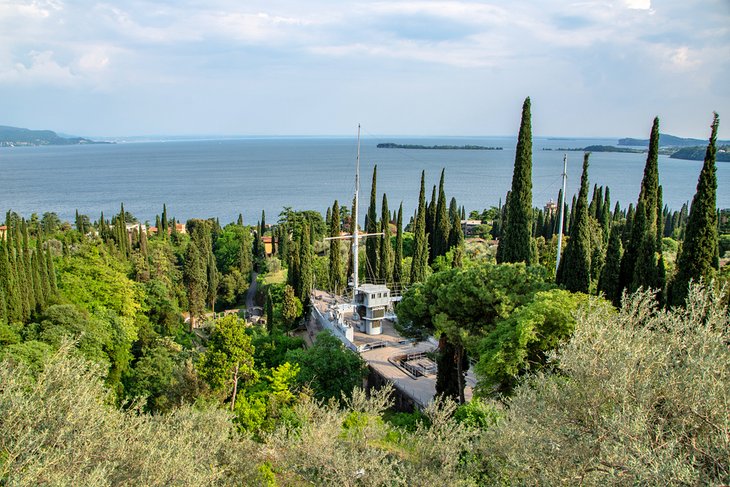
618 133 729 148
0 125 106 146
669 145 730 162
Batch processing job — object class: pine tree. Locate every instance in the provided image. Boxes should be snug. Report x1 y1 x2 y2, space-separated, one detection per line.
393 203 404 285
366 165 379 283
557 152 592 293
497 97 533 264
433 169 451 259
378 194 393 284
670 113 720 306
410 172 429 284
598 224 624 306
328 200 343 295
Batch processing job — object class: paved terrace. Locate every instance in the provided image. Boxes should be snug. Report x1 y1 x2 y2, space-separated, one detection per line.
310 290 475 408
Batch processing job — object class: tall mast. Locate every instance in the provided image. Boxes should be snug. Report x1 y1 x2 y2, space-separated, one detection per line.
555 153 567 274
352 124 361 298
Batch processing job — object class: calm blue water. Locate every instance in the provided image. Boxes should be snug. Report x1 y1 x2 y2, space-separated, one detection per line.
1 136 727 225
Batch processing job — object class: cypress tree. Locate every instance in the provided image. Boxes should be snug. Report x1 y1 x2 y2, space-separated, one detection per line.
410 171 429 284
279 225 289 269
35 239 49 306
365 165 379 283
184 242 207 328
601 187 612 242
45 247 57 295
139 225 148 258
598 224 624 306
20 222 33 320
265 288 275 333
379 194 393 284
497 97 533 264
0 243 18 323
450 209 464 268
261 210 266 236
393 203 404 286
670 113 720 306
626 117 662 294
161 204 168 238
556 152 592 293
288 239 300 292
31 251 44 310
237 213 243 226
447 197 460 249
298 222 313 304
329 200 343 295
433 169 451 259
206 238 219 312
427 185 437 263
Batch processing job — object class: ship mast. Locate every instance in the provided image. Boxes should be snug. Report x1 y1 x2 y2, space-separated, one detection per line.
555 154 567 274
352 124 361 298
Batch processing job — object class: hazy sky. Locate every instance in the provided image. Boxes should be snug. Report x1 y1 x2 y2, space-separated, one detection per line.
1 0 728 138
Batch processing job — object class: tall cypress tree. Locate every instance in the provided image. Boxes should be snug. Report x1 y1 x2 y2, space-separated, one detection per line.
447 197 460 249
379 194 393 284
598 224 624 306
393 203 404 286
328 200 343 295
556 152 592 293
365 165 379 283
410 171 429 284
433 169 451 259
450 209 464 268
298 222 313 305
625 117 662 294
427 185 437 263
265 288 275 333
184 242 207 329
497 97 533 264
670 113 720 306
161 204 168 238
279 225 289 269
45 247 57 295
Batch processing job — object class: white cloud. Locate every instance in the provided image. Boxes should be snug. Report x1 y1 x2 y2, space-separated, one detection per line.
624 0 651 10
0 50 74 84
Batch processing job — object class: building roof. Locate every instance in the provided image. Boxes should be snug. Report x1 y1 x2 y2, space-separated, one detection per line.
358 283 390 293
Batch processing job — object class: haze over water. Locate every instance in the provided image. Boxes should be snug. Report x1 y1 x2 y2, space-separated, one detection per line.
2 136 727 225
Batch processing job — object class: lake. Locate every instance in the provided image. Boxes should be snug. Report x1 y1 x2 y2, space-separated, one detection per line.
1 136 727 225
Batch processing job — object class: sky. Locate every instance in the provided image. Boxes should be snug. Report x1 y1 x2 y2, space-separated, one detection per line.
1 0 729 138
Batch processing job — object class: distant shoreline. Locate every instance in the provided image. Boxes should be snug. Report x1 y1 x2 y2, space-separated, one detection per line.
377 143 503 150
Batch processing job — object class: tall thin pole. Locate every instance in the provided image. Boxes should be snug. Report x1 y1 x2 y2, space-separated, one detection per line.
555 154 567 274
352 124 360 298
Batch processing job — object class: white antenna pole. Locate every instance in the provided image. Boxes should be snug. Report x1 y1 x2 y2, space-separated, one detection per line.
352 124 360 298
555 154 567 274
